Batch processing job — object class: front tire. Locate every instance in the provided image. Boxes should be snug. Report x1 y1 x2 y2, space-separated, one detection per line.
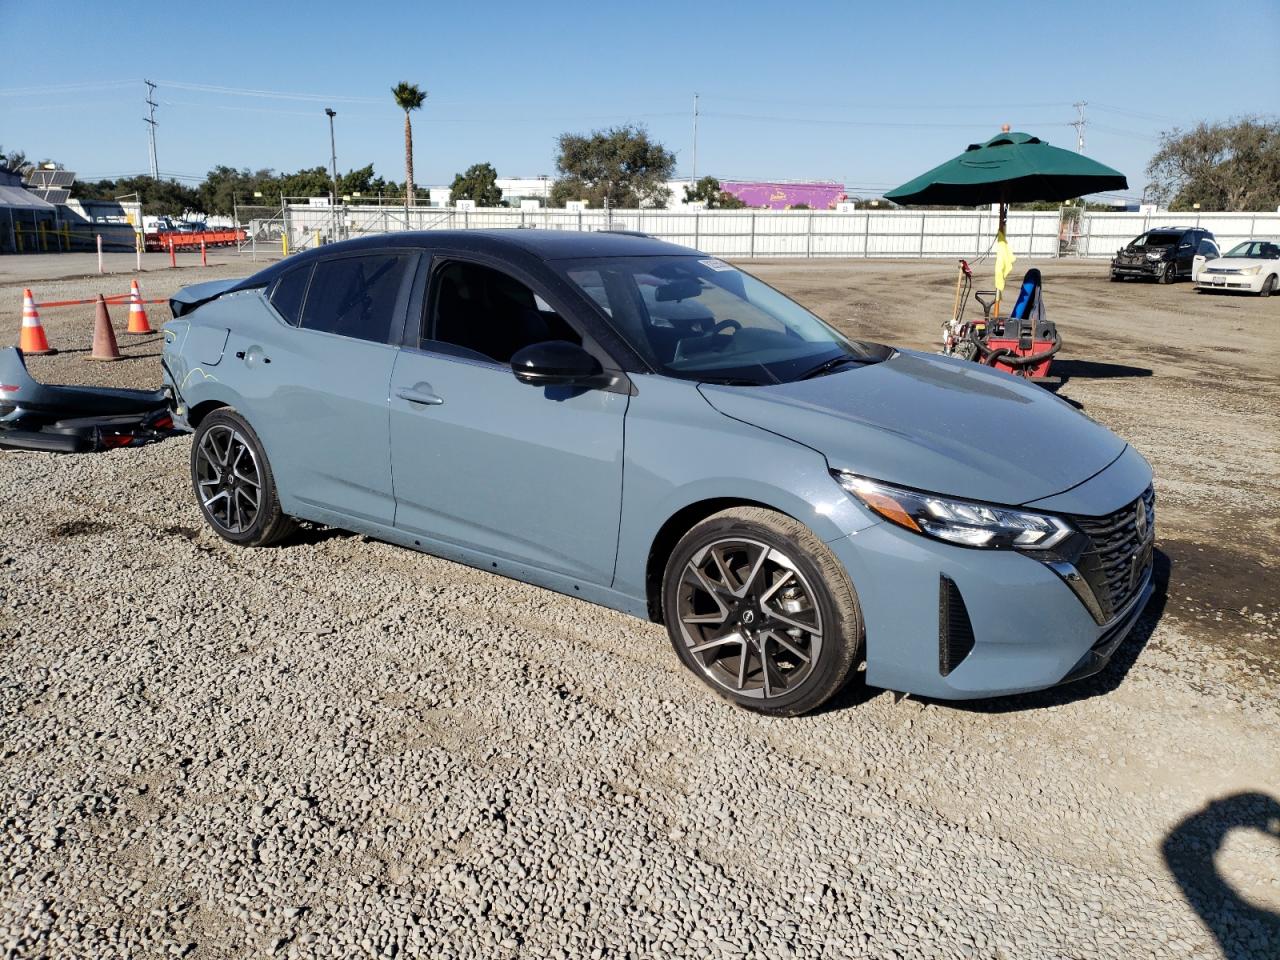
1159 262 1176 284
191 409 296 547
661 507 862 716
1261 274 1276 298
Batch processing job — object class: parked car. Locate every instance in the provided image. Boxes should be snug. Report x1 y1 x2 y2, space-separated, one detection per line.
1111 226 1217 283
1193 239 1280 296
163 231 1156 715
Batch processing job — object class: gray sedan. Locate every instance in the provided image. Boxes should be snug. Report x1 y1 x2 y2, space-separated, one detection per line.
162 231 1155 715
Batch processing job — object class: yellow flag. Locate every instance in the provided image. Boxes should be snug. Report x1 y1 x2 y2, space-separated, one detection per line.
994 227 1017 293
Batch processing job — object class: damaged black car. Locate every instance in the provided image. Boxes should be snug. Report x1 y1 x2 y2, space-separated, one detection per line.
1110 226 1218 283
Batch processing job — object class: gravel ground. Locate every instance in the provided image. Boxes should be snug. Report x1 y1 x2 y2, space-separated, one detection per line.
2 257 1278 959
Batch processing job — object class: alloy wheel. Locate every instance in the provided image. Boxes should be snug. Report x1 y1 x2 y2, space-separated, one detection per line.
194 424 262 534
675 537 824 700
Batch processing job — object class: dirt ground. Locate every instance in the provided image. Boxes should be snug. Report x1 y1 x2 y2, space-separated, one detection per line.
2 254 1278 959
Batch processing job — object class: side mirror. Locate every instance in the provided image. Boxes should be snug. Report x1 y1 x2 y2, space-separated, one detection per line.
511 340 604 387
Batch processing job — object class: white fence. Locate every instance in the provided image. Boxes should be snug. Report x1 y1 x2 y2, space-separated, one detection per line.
284 204 1064 260
1078 211 1280 258
281 203 1280 261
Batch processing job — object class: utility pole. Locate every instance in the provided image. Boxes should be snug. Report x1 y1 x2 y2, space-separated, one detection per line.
1071 101 1087 154
144 80 159 179
692 92 699 180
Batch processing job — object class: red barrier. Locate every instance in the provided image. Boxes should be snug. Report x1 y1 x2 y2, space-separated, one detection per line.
144 229 245 253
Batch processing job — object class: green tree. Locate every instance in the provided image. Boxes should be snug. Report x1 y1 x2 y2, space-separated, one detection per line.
682 176 747 209
0 146 31 176
550 125 675 209
449 162 503 206
73 176 202 216
1147 117 1280 211
392 81 428 206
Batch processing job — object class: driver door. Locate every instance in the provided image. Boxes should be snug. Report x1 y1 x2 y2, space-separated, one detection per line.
388 256 629 585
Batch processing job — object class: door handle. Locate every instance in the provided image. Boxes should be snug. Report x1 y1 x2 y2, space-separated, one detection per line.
396 386 444 406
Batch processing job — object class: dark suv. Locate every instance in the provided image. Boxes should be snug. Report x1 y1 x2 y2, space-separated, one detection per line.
1111 227 1218 283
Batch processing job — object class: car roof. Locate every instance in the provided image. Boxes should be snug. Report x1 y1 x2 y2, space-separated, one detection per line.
238 229 701 288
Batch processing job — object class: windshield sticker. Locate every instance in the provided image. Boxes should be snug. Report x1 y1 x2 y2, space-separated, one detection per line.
699 258 734 272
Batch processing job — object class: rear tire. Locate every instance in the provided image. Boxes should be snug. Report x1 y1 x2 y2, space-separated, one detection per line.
191 409 296 547
661 507 862 716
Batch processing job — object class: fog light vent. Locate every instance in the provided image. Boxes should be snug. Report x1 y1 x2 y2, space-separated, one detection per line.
938 575 975 677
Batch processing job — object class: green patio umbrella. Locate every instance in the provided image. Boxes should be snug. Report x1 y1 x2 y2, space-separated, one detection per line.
886 130 1127 313
884 130 1128 206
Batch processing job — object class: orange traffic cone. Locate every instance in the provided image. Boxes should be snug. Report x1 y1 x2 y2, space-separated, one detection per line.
125 278 153 335
88 295 121 362
18 289 55 355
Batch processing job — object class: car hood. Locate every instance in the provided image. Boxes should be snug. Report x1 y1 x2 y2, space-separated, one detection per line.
1205 257 1273 269
698 350 1127 506
1119 244 1171 257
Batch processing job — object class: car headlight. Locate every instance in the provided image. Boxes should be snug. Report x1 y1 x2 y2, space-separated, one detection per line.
834 473 1072 550
1146 251 1165 261
1241 265 1262 276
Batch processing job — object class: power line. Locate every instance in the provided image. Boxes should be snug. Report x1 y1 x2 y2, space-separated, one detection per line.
703 111 1074 130
152 79 385 104
699 92 1075 111
0 79 138 96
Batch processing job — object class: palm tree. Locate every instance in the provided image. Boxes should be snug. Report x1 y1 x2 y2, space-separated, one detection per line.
391 82 427 206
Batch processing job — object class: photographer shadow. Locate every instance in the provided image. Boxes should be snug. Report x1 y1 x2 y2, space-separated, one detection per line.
1162 792 1280 960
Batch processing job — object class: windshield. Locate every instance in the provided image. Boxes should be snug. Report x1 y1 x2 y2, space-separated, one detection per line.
561 255 889 384
1133 232 1182 247
1225 241 1280 259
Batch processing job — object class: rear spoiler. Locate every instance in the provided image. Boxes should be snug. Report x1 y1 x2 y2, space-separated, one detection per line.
169 277 256 318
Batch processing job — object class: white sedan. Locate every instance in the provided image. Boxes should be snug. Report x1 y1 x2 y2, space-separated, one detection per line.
1194 239 1280 296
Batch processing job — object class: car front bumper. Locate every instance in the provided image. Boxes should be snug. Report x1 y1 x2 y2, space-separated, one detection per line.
827 496 1154 701
1195 273 1266 293
1111 259 1168 277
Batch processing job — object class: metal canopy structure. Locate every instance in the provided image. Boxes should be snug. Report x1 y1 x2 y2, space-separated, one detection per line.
0 185 56 211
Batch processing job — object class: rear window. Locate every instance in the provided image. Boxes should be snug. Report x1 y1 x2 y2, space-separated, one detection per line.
300 254 413 343
269 264 312 326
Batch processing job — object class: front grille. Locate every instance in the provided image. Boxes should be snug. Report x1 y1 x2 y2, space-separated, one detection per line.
1071 487 1155 622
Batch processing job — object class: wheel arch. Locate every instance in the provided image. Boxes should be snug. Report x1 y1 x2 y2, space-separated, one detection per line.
187 399 231 428
645 497 795 623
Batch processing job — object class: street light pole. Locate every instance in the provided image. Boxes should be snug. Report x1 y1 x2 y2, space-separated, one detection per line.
325 107 339 242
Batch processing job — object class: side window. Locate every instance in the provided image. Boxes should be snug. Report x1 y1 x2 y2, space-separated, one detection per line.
1197 239 1218 256
269 264 311 326
300 254 412 343
426 261 580 364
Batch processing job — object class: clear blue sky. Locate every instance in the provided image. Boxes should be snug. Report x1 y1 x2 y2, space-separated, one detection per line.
3 0 1277 199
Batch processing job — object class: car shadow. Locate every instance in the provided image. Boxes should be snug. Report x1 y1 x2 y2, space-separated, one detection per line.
286 524 355 547
843 547 1171 716
1053 359 1154 382
1162 792 1280 960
